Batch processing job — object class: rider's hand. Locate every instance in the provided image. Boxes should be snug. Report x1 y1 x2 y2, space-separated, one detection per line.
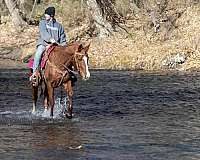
50 38 56 44
46 44 51 50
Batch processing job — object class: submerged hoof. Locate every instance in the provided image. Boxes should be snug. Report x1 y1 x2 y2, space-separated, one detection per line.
65 112 72 119
32 110 36 115
44 107 48 112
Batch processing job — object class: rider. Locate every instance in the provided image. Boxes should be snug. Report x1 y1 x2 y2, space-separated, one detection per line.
30 6 67 81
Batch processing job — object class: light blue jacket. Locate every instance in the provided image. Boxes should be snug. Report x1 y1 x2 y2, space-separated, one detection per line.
37 18 67 47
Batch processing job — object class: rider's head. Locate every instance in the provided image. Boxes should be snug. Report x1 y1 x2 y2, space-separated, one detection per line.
44 6 55 21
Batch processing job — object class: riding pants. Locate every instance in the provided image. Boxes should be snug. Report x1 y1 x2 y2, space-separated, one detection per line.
33 45 46 73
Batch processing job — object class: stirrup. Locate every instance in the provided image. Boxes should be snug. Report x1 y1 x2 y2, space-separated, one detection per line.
30 73 38 86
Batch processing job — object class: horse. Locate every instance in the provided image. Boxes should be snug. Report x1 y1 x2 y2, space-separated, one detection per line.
31 43 90 118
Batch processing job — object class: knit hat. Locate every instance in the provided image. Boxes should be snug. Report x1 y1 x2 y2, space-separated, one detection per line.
45 7 55 17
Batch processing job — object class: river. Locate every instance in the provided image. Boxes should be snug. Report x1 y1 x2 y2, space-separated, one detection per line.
0 69 200 160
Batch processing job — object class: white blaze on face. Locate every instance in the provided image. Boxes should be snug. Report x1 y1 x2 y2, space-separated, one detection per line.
83 56 90 79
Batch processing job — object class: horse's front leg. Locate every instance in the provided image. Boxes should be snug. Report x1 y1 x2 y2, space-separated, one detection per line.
44 95 48 111
46 82 54 117
32 85 38 113
43 83 49 111
63 80 73 119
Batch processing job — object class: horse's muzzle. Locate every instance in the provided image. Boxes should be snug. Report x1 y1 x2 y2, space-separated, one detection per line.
83 74 90 81
85 72 90 80
80 70 90 81
83 76 90 81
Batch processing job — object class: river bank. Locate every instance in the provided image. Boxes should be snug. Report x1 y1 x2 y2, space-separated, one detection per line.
1 5 200 71
0 59 26 69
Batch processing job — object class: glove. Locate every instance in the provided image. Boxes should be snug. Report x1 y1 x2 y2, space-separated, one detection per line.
50 38 56 44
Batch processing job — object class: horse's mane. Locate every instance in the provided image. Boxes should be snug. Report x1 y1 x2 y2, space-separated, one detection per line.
56 42 80 53
66 42 80 47
49 42 79 65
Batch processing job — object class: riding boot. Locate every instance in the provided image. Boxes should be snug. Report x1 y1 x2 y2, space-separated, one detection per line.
30 69 41 86
29 71 37 82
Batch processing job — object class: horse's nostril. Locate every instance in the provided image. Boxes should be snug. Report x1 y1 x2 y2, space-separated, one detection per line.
86 76 90 80
86 72 90 78
83 76 89 81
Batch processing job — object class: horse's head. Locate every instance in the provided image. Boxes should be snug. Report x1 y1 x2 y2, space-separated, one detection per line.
74 43 91 80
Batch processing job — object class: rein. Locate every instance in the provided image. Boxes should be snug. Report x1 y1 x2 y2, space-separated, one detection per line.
47 60 69 86
45 51 85 86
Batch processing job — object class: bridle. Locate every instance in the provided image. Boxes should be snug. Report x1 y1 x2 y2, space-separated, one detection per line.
45 51 86 86
73 51 87 73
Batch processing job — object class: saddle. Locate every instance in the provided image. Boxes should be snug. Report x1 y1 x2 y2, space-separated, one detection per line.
27 44 56 86
27 44 56 70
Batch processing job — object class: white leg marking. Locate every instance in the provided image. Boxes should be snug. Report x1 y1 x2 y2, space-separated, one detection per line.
83 56 90 79
32 102 36 113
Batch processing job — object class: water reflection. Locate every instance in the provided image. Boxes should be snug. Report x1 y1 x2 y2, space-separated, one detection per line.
31 123 82 150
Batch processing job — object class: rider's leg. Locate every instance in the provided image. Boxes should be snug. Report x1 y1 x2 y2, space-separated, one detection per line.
30 45 46 81
33 45 46 73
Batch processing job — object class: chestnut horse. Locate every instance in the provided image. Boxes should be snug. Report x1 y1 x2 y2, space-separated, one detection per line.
31 43 90 118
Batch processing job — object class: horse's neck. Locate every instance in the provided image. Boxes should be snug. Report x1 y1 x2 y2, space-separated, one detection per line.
50 45 75 67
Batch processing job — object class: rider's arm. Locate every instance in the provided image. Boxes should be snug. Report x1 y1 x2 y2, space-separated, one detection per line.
59 25 67 46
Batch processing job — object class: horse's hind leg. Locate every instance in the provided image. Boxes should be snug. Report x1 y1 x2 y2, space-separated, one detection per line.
32 86 38 113
63 81 73 119
46 82 54 117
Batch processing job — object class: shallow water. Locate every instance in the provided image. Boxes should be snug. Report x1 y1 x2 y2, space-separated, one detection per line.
0 69 200 160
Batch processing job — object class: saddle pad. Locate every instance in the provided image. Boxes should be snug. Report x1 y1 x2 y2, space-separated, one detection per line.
27 44 56 69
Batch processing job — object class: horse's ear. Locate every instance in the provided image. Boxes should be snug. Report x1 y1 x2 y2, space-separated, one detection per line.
77 44 83 52
84 43 90 53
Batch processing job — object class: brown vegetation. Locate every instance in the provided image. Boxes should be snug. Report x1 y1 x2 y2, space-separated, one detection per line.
1 0 200 71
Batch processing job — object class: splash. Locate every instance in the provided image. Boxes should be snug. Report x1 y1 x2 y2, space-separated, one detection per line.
32 97 67 119
0 97 68 125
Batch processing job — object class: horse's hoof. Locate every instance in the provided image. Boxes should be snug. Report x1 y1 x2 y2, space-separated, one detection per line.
44 108 48 112
32 82 38 87
49 117 54 123
65 113 72 119
32 110 36 115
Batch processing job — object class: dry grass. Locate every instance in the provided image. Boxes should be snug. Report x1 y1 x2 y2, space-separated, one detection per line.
89 4 200 71
1 1 200 71
0 19 37 60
